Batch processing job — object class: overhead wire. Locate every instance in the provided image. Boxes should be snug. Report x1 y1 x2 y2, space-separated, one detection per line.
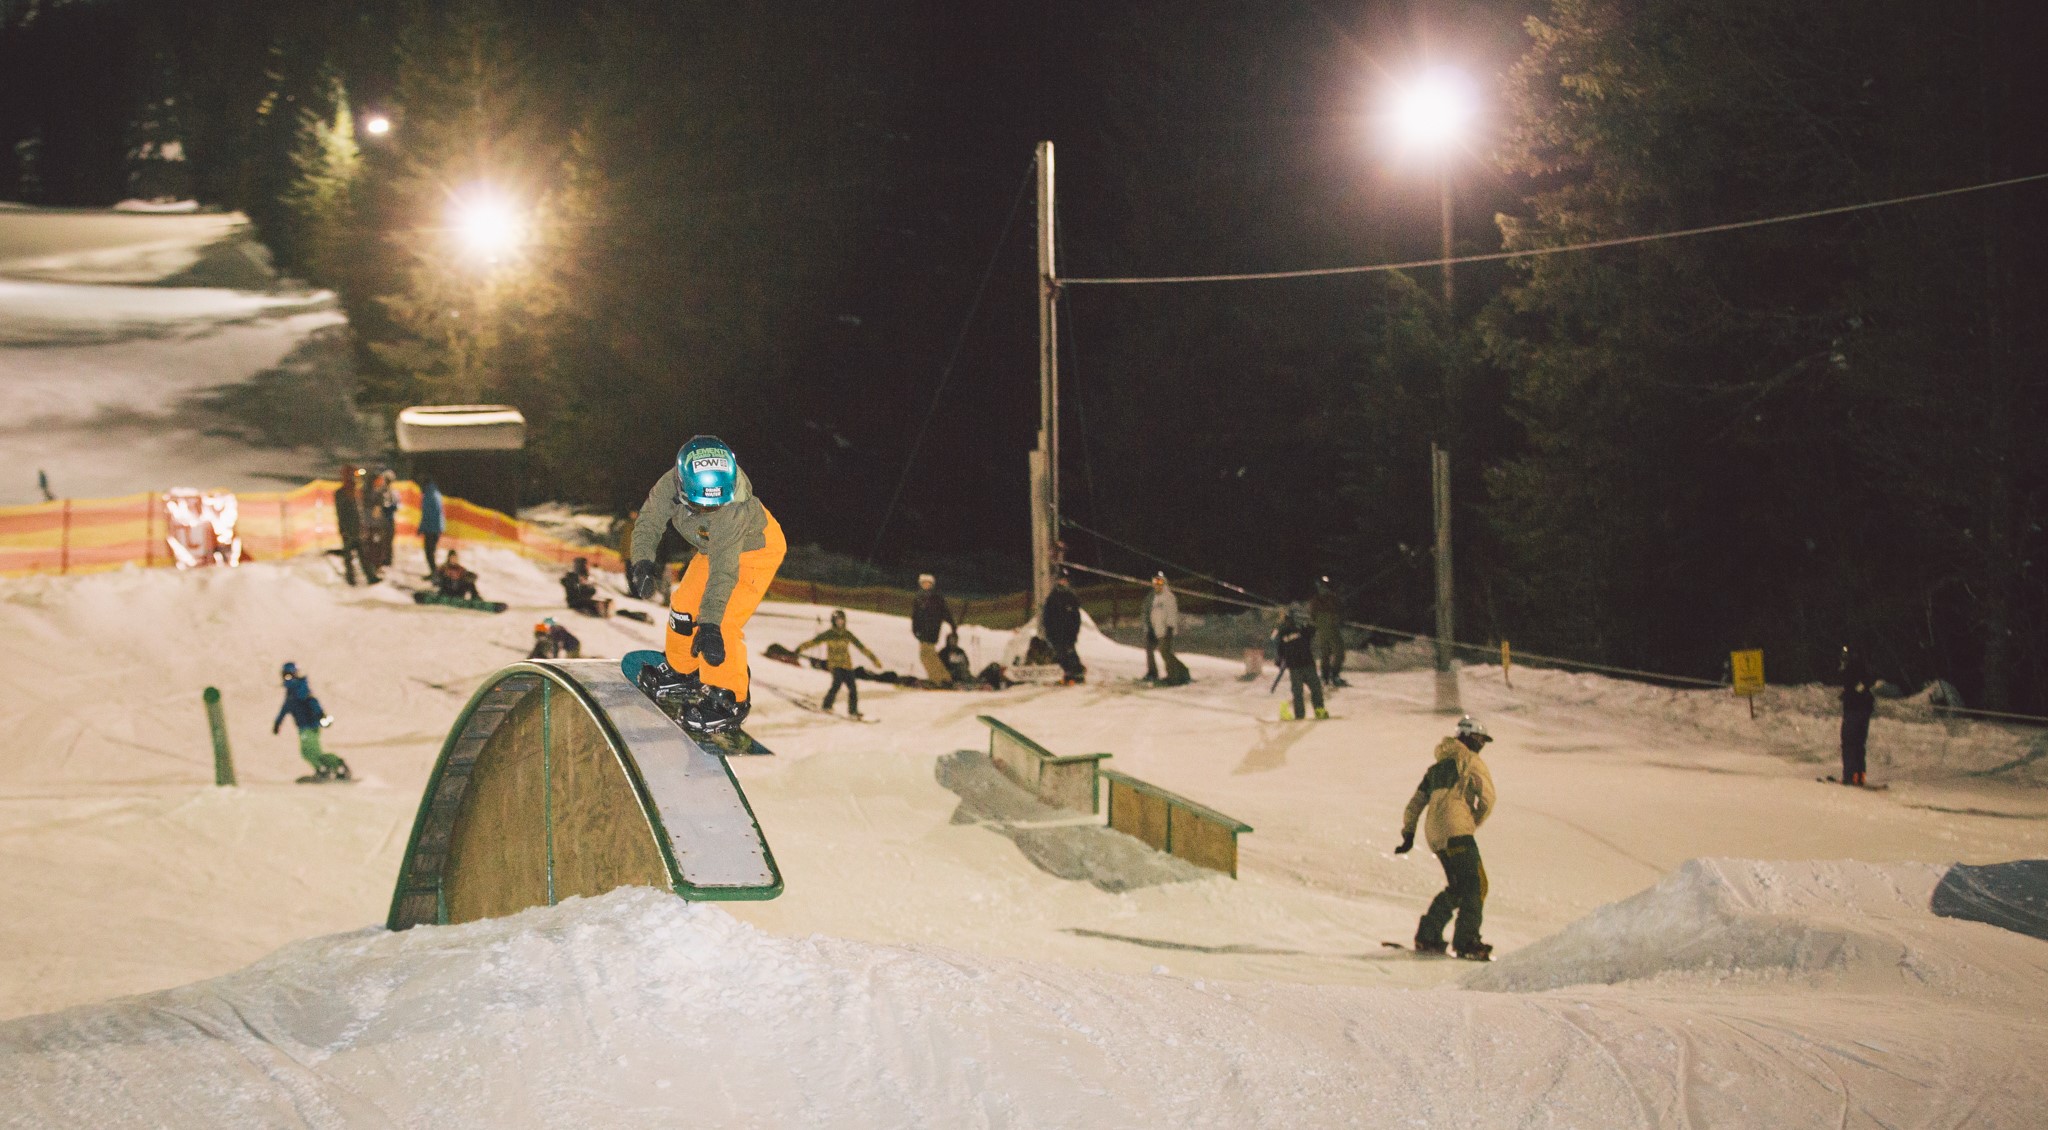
1059 169 2048 286
867 162 1035 563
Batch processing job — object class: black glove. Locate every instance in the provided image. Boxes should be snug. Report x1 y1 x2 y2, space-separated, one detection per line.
692 621 726 666
628 560 662 600
1394 832 1415 854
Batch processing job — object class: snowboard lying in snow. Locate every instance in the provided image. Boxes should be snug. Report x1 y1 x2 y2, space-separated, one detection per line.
411 591 507 614
620 649 774 756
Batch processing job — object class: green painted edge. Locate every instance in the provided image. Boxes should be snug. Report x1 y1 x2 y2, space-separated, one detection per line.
1099 768 1253 834
383 662 782 932
976 714 1111 765
542 679 555 906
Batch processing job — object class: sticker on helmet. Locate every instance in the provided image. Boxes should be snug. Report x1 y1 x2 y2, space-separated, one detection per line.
688 455 734 475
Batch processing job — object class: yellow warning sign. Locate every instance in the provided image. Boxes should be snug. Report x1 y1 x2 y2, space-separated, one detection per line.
1730 649 1765 696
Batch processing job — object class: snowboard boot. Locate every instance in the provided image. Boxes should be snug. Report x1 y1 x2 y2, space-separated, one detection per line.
681 686 751 734
1414 937 1449 956
636 660 703 713
1454 942 1493 962
1280 705 1295 721
330 758 352 781
1314 706 1330 720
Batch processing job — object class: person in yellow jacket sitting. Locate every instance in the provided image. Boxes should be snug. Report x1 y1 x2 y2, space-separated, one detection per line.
627 436 786 733
797 610 881 718
1396 715 1498 960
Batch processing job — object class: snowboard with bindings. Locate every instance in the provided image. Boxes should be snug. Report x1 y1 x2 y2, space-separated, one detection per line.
1381 941 1490 962
620 649 774 756
412 591 507 614
1819 776 1889 790
790 697 878 723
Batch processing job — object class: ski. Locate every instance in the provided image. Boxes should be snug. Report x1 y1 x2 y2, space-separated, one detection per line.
620 649 775 756
1819 776 1890 790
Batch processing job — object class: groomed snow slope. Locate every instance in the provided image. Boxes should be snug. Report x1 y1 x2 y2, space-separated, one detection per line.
3 548 2048 1125
3 878 2044 1128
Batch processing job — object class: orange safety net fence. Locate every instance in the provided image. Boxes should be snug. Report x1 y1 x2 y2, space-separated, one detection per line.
0 482 622 579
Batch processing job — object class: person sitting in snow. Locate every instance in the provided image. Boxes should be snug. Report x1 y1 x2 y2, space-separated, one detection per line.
1396 715 1497 960
434 550 481 601
797 609 881 718
939 629 976 686
561 557 604 616
272 661 349 781
529 618 582 659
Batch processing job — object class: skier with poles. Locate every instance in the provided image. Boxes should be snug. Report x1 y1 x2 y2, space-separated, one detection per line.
272 662 350 782
797 609 881 718
1396 715 1497 960
627 435 787 733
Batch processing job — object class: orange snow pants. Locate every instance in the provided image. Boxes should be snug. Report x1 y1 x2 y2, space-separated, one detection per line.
665 510 786 703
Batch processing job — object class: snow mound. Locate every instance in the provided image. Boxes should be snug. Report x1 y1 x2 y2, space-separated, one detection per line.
1465 858 2048 996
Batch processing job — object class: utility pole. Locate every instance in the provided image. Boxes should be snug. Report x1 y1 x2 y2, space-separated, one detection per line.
1433 167 1462 714
1030 141 1060 614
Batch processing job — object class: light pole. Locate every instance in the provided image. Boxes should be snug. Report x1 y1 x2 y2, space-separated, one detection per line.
1389 64 1477 714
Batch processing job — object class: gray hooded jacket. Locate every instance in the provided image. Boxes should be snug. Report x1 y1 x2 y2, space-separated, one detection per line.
630 467 771 625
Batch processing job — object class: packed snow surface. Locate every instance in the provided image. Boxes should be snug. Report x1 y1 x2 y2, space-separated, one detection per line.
2 547 2047 1125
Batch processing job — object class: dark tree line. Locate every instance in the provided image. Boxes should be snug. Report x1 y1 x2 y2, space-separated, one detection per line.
4 0 2044 707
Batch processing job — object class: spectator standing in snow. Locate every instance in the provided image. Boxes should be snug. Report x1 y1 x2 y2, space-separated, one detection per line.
273 662 349 780
333 466 372 585
1144 572 1188 685
363 470 399 577
1272 606 1326 720
1839 644 1876 786
417 478 446 577
1397 716 1497 960
798 610 881 717
1040 571 1086 684
1308 576 1348 687
911 573 958 686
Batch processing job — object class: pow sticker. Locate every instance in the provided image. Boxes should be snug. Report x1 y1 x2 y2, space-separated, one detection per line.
689 454 734 475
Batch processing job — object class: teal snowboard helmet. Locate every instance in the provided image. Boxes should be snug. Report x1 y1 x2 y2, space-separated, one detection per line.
676 435 738 509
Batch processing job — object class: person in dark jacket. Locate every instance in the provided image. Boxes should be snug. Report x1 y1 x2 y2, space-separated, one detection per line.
911 573 958 686
273 661 349 780
561 557 602 615
362 470 398 577
1040 571 1086 684
333 466 371 585
529 618 582 659
434 550 481 600
417 478 446 576
1839 644 1876 786
1308 576 1348 687
1272 606 1327 720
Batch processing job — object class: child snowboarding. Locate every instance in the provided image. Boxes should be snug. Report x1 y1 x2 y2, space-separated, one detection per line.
272 662 350 781
627 435 787 733
1396 715 1497 960
797 610 881 717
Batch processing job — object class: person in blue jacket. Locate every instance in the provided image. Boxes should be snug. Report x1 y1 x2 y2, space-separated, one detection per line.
273 662 350 780
418 478 446 577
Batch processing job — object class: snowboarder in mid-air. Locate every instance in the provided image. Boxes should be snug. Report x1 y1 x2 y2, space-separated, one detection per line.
1397 715 1497 960
273 662 349 781
797 610 880 717
1272 606 1326 720
627 435 787 733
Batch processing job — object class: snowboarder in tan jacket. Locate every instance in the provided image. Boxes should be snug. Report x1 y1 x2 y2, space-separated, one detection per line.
1396 715 1498 960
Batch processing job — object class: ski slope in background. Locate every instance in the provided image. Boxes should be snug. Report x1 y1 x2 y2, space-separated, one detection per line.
0 206 348 506
0 548 2045 1125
